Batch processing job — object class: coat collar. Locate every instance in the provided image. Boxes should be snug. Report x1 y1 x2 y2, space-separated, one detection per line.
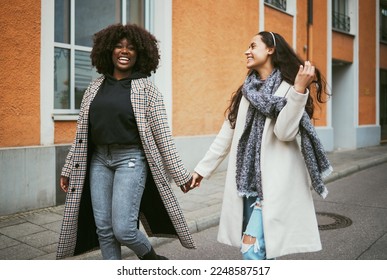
89 75 149 94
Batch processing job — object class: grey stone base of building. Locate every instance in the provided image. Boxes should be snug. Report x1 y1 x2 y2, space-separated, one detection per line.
0 136 222 216
0 145 66 215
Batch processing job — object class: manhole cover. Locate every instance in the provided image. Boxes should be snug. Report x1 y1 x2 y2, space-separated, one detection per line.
316 212 352 230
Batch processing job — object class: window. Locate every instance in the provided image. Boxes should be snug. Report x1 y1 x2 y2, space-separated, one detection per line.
264 0 287 12
332 0 350 33
381 0 387 42
54 0 146 113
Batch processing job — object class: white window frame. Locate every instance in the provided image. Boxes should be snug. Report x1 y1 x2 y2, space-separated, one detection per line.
41 0 173 144
53 0 149 115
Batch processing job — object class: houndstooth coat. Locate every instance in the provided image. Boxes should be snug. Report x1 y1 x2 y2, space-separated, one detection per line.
56 76 196 259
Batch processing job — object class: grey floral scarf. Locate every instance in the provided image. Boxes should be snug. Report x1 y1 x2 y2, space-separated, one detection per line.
236 69 332 200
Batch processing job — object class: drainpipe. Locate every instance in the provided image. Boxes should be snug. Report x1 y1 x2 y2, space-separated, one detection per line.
307 0 313 61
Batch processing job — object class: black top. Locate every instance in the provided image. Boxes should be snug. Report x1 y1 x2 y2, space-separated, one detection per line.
89 73 147 146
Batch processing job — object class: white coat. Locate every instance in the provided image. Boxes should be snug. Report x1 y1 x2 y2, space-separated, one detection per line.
194 81 322 259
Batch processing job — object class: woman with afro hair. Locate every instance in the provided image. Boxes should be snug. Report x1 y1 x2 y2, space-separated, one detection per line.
57 23 195 260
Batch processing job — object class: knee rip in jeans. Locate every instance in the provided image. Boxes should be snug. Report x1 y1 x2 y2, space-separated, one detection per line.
241 234 260 254
128 159 136 168
241 202 262 254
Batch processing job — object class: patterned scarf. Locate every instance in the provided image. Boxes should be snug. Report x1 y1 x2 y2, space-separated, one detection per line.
236 69 332 200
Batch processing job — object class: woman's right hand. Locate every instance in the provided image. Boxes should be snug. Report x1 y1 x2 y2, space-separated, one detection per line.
190 172 203 189
60 176 69 193
294 61 315 93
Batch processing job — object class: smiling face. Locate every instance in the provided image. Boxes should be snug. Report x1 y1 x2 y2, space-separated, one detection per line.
112 38 137 79
244 35 274 78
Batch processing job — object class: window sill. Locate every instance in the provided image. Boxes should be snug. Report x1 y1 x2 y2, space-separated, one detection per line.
332 28 354 37
264 3 291 16
52 114 78 121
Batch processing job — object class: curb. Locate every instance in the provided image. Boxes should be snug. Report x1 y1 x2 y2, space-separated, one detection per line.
324 155 387 184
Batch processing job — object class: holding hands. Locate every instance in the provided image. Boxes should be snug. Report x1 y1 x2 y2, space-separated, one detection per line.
180 172 203 193
60 176 69 193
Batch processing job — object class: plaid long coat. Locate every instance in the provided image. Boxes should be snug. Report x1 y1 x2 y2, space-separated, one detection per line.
56 76 196 259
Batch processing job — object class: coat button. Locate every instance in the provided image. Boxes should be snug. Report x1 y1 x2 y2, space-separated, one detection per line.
75 163 80 168
78 139 83 143
71 188 75 192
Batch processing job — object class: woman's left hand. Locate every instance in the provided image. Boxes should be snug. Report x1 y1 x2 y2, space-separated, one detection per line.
294 61 315 94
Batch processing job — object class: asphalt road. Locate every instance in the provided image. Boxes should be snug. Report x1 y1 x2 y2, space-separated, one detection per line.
127 162 387 260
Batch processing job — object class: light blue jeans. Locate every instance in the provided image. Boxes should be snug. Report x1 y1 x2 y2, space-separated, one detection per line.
90 144 151 260
241 196 267 260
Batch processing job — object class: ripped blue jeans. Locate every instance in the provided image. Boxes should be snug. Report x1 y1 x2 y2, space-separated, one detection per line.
241 196 267 260
90 144 151 260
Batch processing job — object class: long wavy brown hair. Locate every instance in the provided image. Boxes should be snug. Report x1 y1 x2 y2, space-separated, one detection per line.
90 23 160 76
226 31 329 128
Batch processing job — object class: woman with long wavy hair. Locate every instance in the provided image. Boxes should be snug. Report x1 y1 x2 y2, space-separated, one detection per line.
190 31 332 260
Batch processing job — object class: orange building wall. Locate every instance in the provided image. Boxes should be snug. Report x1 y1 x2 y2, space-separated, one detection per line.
172 0 259 136
264 6 293 45
0 1 41 147
332 31 354 63
309 0 328 126
358 0 376 125
265 1 309 61
55 122 77 144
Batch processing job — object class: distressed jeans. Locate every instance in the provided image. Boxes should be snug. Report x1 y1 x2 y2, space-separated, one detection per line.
241 196 267 260
90 144 151 260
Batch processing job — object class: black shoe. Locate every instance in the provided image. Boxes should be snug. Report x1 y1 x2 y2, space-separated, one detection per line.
138 247 168 260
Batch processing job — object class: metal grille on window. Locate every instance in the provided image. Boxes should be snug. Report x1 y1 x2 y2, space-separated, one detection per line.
332 11 350 32
332 0 350 33
381 0 387 42
264 0 287 11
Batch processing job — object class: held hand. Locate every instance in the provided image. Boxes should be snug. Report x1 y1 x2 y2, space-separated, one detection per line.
60 176 69 193
180 176 193 193
294 61 315 94
180 172 204 193
190 172 203 189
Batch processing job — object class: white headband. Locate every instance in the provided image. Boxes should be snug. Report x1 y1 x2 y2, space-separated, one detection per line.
269 32 276 47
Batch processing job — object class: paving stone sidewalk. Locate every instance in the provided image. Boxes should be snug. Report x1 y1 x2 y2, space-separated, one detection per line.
1 144 387 260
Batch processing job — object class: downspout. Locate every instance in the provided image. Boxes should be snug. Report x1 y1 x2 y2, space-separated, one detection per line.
307 0 313 61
